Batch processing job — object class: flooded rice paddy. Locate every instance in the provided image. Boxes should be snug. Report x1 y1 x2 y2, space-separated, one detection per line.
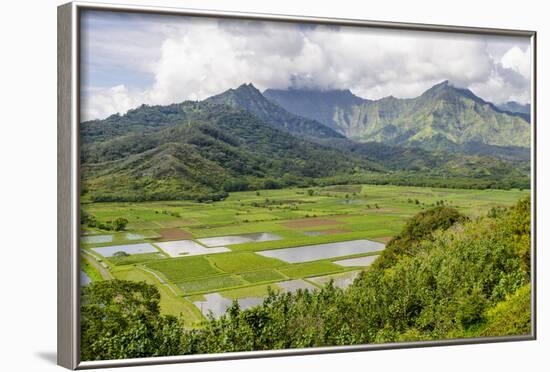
156 240 230 257
257 239 385 263
81 234 113 244
309 271 361 289
192 279 319 318
197 233 282 247
91 243 159 257
333 255 380 267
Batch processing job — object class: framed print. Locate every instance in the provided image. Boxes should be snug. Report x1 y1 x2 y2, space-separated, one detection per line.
57 1 536 369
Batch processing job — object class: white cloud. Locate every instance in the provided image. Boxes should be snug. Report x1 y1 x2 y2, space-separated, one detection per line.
81 85 143 121
81 17 532 121
500 46 531 79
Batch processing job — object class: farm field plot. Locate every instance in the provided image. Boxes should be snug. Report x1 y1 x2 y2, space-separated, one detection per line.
156 228 193 241
80 184 528 323
82 230 161 247
207 252 284 273
177 275 244 293
239 269 286 283
81 235 113 244
257 239 385 263
334 255 380 267
192 279 321 318
197 232 282 247
278 261 344 279
156 240 230 257
108 252 165 266
192 293 264 318
277 279 318 293
91 242 159 257
146 256 221 283
309 271 362 289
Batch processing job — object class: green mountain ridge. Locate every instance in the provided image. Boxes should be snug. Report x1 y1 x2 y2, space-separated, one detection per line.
80 83 530 202
81 102 375 202
263 81 531 152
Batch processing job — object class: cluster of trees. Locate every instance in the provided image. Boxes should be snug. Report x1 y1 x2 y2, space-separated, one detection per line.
81 198 531 360
80 209 128 231
81 280 182 360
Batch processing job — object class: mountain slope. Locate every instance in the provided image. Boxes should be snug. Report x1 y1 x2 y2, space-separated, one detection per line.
497 101 531 122
81 102 375 202
80 83 530 202
264 81 531 153
263 88 365 133
206 83 345 140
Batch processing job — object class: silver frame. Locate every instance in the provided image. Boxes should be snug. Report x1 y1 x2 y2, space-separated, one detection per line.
57 1 537 369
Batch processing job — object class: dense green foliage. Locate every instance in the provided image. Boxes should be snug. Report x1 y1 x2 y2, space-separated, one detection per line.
374 206 468 269
80 280 182 361
478 284 531 336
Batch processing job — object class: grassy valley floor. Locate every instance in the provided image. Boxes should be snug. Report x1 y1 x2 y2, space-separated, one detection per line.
80 184 528 326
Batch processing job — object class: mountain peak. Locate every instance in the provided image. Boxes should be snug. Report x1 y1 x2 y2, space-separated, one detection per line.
421 80 488 105
235 82 259 91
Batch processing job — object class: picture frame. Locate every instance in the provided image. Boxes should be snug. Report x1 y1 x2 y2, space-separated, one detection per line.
58 1 537 369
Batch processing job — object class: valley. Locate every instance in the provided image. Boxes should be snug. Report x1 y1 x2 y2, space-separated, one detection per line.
80 184 528 326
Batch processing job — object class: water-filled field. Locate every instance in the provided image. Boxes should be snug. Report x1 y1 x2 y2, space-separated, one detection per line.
257 239 384 263
197 233 282 247
156 240 230 257
309 271 361 289
80 184 528 326
92 243 159 257
334 255 380 267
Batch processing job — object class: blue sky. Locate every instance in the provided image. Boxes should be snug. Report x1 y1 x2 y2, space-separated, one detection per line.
80 9 532 121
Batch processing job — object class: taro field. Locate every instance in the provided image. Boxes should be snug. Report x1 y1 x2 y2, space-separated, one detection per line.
79 184 528 326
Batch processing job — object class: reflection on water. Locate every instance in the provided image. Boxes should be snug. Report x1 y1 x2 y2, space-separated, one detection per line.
257 239 385 263
192 279 319 318
91 243 158 257
156 240 229 257
309 271 361 289
333 255 379 267
192 293 264 318
197 233 282 247
81 234 113 244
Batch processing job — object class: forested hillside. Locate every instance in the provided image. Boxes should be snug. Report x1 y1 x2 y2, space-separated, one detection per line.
80 84 530 203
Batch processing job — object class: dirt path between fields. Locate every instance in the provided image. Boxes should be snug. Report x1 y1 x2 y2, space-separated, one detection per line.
81 250 112 280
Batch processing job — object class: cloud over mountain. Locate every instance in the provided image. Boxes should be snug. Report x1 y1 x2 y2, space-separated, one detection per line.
81 11 531 121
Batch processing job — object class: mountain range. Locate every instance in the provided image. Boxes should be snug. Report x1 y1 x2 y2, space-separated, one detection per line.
264 80 531 152
80 81 531 202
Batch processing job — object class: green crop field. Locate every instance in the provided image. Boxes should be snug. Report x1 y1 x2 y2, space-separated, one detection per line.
207 252 285 273
80 184 528 326
239 269 287 283
146 256 221 283
177 275 244 293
